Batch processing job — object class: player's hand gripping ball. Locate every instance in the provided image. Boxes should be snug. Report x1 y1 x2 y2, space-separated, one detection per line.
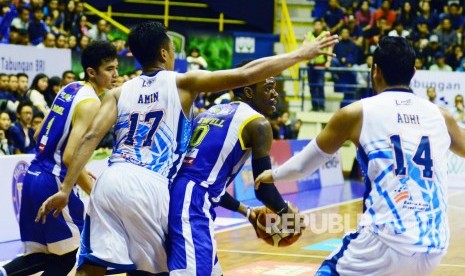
254 203 305 247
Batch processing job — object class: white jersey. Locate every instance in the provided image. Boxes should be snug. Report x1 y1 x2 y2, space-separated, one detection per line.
357 90 450 255
109 71 193 182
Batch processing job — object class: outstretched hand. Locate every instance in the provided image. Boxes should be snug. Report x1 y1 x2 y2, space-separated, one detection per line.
301 32 338 60
254 169 274 190
35 190 70 224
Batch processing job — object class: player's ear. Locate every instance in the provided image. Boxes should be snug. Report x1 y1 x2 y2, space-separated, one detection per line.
160 48 168 63
243 87 254 99
86 67 96 79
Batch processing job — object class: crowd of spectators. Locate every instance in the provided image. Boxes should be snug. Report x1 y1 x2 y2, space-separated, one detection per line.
0 0 131 55
315 0 465 71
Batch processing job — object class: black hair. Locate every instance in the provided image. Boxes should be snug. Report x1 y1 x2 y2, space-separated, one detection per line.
81 40 117 81
128 21 170 68
232 59 257 99
29 73 48 92
62 70 76 79
16 72 28 79
373 36 415 86
16 101 33 114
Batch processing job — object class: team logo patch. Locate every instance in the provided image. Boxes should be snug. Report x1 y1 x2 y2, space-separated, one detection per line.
11 161 30 222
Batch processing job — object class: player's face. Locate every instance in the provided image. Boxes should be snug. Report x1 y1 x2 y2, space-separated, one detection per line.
252 77 278 116
94 58 119 90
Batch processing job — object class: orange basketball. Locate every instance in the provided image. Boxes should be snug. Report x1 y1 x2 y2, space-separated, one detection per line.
255 206 303 247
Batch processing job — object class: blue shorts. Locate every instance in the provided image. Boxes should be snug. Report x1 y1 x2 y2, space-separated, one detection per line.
20 163 84 255
168 178 222 275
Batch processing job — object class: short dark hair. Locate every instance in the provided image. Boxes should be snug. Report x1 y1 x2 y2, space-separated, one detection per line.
62 70 76 79
232 59 257 99
373 36 415 86
128 21 170 67
81 40 117 81
16 73 28 79
17 101 33 114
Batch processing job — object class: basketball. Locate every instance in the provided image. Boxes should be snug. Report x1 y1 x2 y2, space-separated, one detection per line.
255 206 303 247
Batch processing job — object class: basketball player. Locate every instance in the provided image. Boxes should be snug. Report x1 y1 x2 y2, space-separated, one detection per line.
36 22 338 275
168 60 300 275
0 41 118 276
255 36 465 275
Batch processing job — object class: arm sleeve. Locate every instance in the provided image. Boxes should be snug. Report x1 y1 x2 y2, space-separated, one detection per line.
219 192 240 211
272 139 333 182
252 156 288 214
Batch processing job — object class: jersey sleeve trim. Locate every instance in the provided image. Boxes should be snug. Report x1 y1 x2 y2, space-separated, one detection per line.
238 114 263 150
72 98 100 126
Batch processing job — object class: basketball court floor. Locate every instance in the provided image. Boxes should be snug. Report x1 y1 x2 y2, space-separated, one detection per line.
1 181 464 275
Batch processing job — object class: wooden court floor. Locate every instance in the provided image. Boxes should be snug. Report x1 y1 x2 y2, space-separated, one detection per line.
216 189 465 276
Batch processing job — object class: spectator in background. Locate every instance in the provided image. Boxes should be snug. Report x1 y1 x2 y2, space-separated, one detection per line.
15 73 29 103
345 15 363 47
37 32 56 48
279 111 293 139
373 0 397 29
0 73 9 95
27 73 50 114
331 27 362 107
388 21 410 38
87 19 109 41
417 1 440 32
61 70 77 86
422 34 444 68
8 74 19 95
10 6 30 32
307 19 331 111
429 51 453 71
55 33 67 48
354 53 373 98
186 47 208 71
44 76 61 107
31 111 44 131
72 15 89 38
355 1 374 33
76 34 89 52
435 17 458 53
290 118 302 139
68 34 77 50
43 0 60 23
397 1 417 31
55 0 78 35
451 94 465 128
426 86 447 107
28 6 48 45
446 44 463 70
415 55 426 70
321 0 345 34
269 112 281 140
444 2 464 33
0 111 12 155
8 101 36 154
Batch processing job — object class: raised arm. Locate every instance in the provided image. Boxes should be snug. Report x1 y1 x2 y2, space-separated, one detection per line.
176 34 339 110
255 102 362 185
36 88 120 222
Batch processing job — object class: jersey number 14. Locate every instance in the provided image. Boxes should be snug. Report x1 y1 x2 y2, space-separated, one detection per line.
389 135 433 179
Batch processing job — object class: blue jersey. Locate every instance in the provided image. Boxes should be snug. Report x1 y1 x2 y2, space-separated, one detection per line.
109 71 193 183
33 82 99 180
357 91 450 255
177 102 263 205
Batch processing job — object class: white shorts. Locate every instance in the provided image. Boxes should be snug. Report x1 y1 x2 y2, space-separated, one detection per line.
316 230 445 276
78 162 170 274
